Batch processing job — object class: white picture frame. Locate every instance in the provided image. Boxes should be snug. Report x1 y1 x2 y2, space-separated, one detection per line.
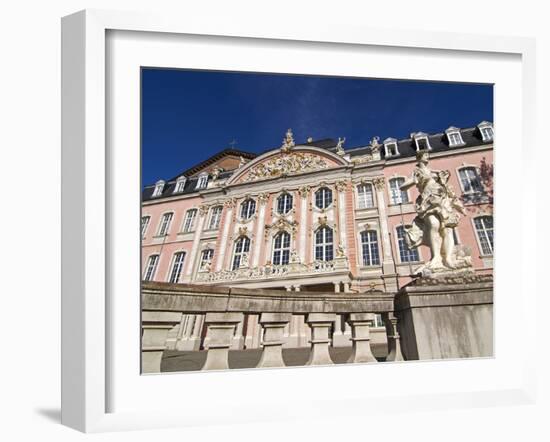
61 9 537 433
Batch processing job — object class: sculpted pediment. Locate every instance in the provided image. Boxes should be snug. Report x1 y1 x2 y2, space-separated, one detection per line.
232 149 344 184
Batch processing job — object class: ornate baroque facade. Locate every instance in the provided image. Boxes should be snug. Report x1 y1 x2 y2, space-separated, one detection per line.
142 124 494 351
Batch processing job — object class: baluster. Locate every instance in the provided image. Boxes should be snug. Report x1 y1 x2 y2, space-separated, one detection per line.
382 312 404 361
306 313 336 365
256 313 292 368
201 312 244 370
346 313 378 363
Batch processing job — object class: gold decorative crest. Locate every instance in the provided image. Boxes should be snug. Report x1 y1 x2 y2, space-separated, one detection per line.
242 153 329 183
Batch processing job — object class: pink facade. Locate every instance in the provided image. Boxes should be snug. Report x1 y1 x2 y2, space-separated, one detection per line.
142 126 494 296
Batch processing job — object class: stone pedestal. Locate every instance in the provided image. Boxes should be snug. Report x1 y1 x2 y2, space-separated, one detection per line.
141 311 182 374
306 313 336 365
395 276 493 360
202 312 244 371
257 313 292 368
346 313 378 363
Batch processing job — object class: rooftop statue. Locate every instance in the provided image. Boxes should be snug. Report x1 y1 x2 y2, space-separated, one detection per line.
400 150 472 277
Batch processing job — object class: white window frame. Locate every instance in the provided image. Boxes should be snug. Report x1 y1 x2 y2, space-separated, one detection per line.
167 251 186 283
314 226 334 262
383 138 399 157
272 231 291 265
396 225 420 263
173 176 186 193
446 127 465 147
458 166 484 194
412 132 431 151
472 215 494 256
157 212 173 236
182 208 197 233
152 180 165 197
276 193 293 215
478 121 494 142
195 173 208 190
240 199 256 220
388 177 409 205
141 215 150 239
207 206 223 230
360 230 380 266
356 183 375 209
143 254 159 281
314 187 333 210
199 248 214 271
232 236 251 270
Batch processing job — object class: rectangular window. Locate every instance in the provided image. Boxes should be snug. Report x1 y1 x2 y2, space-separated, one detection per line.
357 184 374 209
141 216 150 239
143 255 159 281
397 226 420 263
361 231 380 266
168 252 186 283
208 206 223 230
389 178 408 205
158 213 173 236
459 168 483 194
182 209 197 233
474 216 494 255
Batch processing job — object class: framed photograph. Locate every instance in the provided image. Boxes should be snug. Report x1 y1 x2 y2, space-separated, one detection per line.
61 9 537 433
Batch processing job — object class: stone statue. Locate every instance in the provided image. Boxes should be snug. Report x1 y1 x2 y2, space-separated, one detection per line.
369 136 381 154
400 150 472 276
336 137 346 155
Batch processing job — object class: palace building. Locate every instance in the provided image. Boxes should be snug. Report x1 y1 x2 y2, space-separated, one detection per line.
141 122 494 351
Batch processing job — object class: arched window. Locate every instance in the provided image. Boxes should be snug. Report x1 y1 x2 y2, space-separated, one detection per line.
272 231 291 265
389 178 409 205
168 252 186 283
152 180 165 197
459 167 483 194
232 236 251 270
182 209 197 233
208 206 223 230
174 175 186 193
315 226 334 261
143 254 159 281
240 199 256 220
474 216 494 255
199 249 214 271
276 193 293 214
315 187 333 209
357 184 374 209
158 212 173 236
396 225 419 263
360 230 380 266
141 215 150 239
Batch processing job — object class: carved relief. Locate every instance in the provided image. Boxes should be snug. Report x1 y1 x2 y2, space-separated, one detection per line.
372 177 385 191
298 185 311 198
264 218 298 237
242 153 329 183
198 204 210 216
335 180 348 192
258 192 270 205
223 198 236 209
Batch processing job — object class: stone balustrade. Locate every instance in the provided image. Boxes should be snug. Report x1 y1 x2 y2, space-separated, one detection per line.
195 257 347 283
141 281 403 373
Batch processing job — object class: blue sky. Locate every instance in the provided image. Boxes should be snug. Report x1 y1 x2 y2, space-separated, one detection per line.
141 68 493 186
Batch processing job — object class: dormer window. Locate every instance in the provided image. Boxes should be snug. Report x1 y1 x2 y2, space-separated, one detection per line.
152 180 165 197
383 137 399 157
478 121 494 142
174 176 186 193
412 132 431 151
445 127 465 147
195 173 208 190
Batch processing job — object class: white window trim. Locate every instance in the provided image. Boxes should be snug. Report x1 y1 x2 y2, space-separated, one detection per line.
412 133 432 151
240 198 257 220
181 208 198 233
446 128 465 147
271 231 292 266
167 250 186 283
152 180 165 197
143 253 160 281
231 236 251 270
276 192 294 215
359 229 381 267
456 165 484 195
141 215 151 239
355 183 375 210
195 173 209 190
156 211 174 237
477 122 494 142
313 226 334 262
394 225 422 264
198 248 214 272
207 205 223 230
383 138 399 157
471 215 494 257
314 186 334 210
387 176 410 206
173 176 187 193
